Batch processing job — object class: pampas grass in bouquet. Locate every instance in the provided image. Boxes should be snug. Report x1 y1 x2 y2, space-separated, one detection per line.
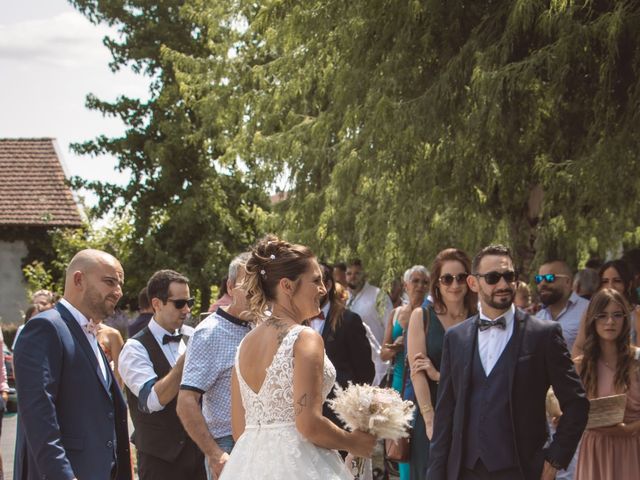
328 383 414 478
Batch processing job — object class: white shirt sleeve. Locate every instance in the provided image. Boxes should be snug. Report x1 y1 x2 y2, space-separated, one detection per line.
118 340 164 412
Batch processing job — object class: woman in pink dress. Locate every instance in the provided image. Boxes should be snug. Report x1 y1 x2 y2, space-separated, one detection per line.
575 288 640 480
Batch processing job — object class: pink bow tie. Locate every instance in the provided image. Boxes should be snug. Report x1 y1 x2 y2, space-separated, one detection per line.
83 319 99 337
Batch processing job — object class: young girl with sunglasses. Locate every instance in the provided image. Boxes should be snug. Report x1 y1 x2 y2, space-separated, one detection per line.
574 288 640 479
406 248 477 480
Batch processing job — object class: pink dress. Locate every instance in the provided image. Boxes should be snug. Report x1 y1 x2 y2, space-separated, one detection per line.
575 358 640 479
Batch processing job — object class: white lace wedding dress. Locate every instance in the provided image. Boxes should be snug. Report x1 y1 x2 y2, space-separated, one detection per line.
220 325 353 479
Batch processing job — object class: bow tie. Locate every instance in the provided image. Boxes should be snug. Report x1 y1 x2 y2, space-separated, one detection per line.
477 317 506 331
163 333 183 345
83 319 99 337
317 310 326 320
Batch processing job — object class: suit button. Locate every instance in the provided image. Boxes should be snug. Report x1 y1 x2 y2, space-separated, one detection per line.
179 440 185 445
107 440 114 448
108 412 114 419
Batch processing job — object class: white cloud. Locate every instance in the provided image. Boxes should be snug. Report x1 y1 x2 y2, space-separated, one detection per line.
0 11 114 68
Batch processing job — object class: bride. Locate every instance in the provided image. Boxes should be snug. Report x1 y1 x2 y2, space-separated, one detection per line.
219 236 376 479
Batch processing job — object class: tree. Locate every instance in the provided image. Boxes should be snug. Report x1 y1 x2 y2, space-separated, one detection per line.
172 0 640 284
69 0 268 307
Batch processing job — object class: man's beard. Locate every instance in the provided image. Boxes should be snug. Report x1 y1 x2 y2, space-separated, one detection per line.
483 288 515 310
347 282 359 290
539 288 563 306
86 286 115 319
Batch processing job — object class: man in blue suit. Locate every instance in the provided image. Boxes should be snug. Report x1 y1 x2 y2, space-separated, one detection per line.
13 249 132 480
427 245 588 480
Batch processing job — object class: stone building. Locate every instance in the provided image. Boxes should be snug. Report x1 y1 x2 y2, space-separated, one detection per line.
0 138 82 324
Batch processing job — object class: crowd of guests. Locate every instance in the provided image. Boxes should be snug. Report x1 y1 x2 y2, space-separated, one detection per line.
6 242 640 480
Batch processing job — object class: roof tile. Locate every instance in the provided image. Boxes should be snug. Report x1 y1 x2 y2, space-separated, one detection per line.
0 138 83 227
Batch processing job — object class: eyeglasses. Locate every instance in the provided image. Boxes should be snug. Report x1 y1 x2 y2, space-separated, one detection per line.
474 270 517 285
594 312 626 322
534 274 570 285
439 273 469 286
167 297 195 309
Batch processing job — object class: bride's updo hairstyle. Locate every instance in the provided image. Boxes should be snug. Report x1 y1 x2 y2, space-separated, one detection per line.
243 234 316 320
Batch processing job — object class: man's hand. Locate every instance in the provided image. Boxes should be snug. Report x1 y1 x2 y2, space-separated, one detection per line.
541 461 557 480
1 391 8 403
208 451 230 479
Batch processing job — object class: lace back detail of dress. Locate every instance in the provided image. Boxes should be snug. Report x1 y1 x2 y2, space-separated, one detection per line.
235 325 336 427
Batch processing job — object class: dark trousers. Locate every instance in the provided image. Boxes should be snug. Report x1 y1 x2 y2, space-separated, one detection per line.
137 441 206 480
460 459 522 480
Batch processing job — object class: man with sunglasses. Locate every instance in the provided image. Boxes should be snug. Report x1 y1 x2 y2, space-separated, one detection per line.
428 245 588 480
535 260 589 354
119 270 206 480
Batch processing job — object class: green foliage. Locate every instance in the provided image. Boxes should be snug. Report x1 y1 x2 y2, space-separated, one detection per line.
22 261 55 299
69 0 269 307
71 0 640 289
169 0 640 285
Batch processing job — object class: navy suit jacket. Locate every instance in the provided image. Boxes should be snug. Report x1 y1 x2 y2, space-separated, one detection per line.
427 309 589 480
13 303 132 480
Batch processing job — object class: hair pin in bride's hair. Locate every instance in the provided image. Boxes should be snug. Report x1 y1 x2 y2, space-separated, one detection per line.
260 269 266 277
269 254 276 260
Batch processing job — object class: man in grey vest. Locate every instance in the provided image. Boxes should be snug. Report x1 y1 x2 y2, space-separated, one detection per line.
427 245 588 480
119 270 206 480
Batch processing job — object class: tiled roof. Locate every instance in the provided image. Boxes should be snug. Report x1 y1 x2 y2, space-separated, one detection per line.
0 138 83 227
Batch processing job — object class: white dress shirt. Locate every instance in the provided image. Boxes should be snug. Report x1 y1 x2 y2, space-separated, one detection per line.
477 304 516 375
310 302 331 333
347 282 393 385
58 298 108 381
119 318 190 412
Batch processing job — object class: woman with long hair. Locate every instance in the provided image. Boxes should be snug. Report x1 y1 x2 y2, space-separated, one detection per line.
380 265 429 480
574 288 640 479
220 236 375 479
406 248 477 480
573 259 640 358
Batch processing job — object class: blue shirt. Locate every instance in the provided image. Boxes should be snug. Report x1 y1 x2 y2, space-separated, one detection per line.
537 292 589 353
180 308 251 438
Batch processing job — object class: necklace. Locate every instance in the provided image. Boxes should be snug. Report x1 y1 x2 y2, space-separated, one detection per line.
599 358 617 371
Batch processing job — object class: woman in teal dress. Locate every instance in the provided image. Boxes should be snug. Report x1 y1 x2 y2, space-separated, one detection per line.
381 265 430 480
406 249 477 480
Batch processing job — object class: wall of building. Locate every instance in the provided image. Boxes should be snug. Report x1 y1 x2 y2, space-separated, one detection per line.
0 240 28 325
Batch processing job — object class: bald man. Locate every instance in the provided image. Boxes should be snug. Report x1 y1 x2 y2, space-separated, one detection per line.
13 249 132 480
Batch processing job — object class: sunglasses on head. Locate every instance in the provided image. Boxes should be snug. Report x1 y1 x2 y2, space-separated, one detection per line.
439 273 469 286
475 270 517 285
167 297 195 309
534 273 570 285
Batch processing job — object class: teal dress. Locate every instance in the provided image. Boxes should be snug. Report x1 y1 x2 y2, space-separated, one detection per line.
410 305 445 480
390 316 410 480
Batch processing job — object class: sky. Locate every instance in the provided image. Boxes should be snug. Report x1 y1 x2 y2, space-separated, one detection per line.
0 0 150 205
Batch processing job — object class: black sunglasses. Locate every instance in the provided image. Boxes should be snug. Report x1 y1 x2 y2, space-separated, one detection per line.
475 270 517 285
167 297 195 309
439 273 469 286
534 273 570 285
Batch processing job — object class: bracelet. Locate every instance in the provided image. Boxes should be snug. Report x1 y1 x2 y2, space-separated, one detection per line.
420 404 433 415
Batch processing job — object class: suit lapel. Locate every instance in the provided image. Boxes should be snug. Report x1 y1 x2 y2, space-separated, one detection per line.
507 309 527 395
460 316 478 406
56 303 112 396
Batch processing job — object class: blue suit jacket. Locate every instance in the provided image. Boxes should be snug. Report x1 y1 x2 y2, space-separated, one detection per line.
13 303 132 480
427 310 589 480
